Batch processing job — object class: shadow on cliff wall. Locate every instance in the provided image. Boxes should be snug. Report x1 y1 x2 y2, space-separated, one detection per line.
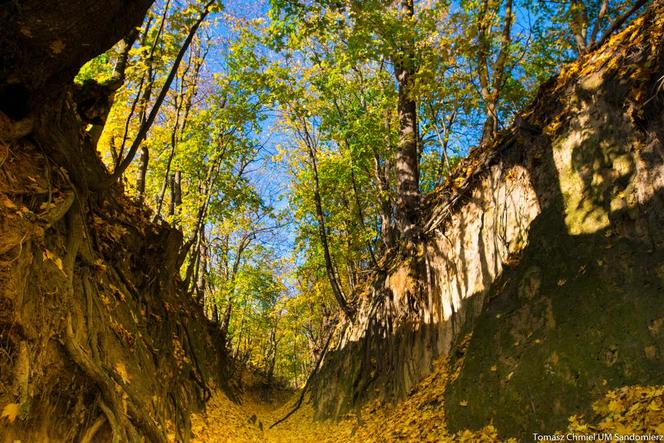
444 49 664 437
312 9 664 435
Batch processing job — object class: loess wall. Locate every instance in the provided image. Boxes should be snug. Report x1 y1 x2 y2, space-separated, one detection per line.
0 1 227 441
312 3 664 438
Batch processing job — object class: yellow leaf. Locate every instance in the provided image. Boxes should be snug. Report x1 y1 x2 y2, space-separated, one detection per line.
614 422 633 434
94 258 107 272
43 249 65 274
608 399 622 414
1 403 19 423
1 197 16 209
655 422 664 434
550 352 559 365
116 362 131 384
50 39 65 54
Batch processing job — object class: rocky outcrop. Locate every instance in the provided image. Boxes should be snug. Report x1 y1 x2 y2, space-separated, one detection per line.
312 3 664 438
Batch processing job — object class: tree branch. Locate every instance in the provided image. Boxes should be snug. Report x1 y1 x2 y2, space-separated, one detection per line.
590 0 649 51
111 0 216 182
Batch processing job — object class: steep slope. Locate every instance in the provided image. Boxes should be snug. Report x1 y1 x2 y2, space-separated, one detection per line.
311 2 664 438
0 1 226 441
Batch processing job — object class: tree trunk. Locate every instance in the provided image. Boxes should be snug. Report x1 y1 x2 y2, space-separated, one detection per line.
570 0 589 54
220 302 233 345
135 146 149 203
305 136 355 321
392 0 420 241
195 226 207 304
477 0 513 144
174 170 182 207
377 110 396 250
112 0 215 183
111 29 140 86
266 327 279 385
168 174 176 217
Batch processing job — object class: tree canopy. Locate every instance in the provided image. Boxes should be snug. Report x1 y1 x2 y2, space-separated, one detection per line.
76 0 648 387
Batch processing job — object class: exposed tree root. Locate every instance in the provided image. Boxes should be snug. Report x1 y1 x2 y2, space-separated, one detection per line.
63 315 132 440
79 414 107 443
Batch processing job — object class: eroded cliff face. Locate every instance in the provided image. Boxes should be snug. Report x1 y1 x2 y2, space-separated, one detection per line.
0 154 226 442
312 3 664 437
0 1 227 441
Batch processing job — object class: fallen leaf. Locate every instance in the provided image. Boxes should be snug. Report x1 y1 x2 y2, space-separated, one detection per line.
50 39 65 54
608 399 622 414
1 197 16 209
1 403 19 423
116 362 131 384
43 249 65 274
550 352 559 365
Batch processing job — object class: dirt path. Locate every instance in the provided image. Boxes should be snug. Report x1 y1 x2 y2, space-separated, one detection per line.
189 388 355 442
188 358 459 442
186 358 664 442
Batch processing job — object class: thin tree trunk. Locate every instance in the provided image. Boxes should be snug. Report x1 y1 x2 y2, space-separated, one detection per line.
430 104 455 177
219 232 252 342
478 0 513 144
86 28 140 150
112 0 215 183
589 0 609 46
135 146 149 203
220 302 233 345
155 57 188 219
110 28 140 86
302 126 355 321
328 90 379 267
110 135 119 169
378 109 396 250
570 0 589 54
155 39 205 220
118 6 164 167
168 174 176 217
195 226 207 304
266 327 279 384
349 166 378 268
182 149 227 288
589 0 649 51
174 170 182 207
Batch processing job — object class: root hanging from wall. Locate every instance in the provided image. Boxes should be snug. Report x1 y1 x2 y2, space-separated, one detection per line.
0 142 227 441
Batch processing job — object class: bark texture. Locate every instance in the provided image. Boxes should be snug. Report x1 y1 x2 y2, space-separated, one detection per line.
393 0 421 240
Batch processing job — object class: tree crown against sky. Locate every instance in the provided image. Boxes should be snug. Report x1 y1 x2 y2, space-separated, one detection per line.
77 0 647 385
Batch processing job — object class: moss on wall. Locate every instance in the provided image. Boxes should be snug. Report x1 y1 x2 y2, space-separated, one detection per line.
445 205 664 438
